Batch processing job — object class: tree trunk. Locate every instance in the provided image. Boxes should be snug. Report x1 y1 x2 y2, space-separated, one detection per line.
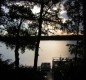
15 19 22 69
33 0 44 71
15 40 19 69
83 0 86 69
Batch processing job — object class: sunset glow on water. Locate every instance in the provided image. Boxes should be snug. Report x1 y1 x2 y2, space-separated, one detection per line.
0 41 76 67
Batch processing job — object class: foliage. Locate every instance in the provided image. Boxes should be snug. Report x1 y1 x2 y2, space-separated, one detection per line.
9 4 34 19
67 40 84 59
63 0 83 34
0 54 14 71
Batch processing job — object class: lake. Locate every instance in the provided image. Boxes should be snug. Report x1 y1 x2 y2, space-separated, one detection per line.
0 40 76 67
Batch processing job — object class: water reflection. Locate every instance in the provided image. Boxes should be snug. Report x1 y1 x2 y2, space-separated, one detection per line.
0 41 76 66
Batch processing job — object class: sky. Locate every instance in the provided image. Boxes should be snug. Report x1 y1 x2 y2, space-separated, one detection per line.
0 1 69 36
31 4 68 22
0 1 83 36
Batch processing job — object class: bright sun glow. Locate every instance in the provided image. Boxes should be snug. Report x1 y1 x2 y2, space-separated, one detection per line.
32 6 40 14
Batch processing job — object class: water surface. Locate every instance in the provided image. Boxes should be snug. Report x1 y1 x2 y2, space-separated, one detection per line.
0 41 76 66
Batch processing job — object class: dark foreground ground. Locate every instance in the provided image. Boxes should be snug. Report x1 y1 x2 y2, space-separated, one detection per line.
0 63 85 80
1 68 45 80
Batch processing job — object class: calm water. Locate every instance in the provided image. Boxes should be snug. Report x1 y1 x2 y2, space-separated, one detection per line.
0 41 76 67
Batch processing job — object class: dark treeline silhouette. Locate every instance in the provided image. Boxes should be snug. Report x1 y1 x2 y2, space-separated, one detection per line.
63 0 85 80
52 0 85 80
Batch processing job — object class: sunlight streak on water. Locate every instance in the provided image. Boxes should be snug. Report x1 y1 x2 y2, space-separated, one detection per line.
38 41 76 66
